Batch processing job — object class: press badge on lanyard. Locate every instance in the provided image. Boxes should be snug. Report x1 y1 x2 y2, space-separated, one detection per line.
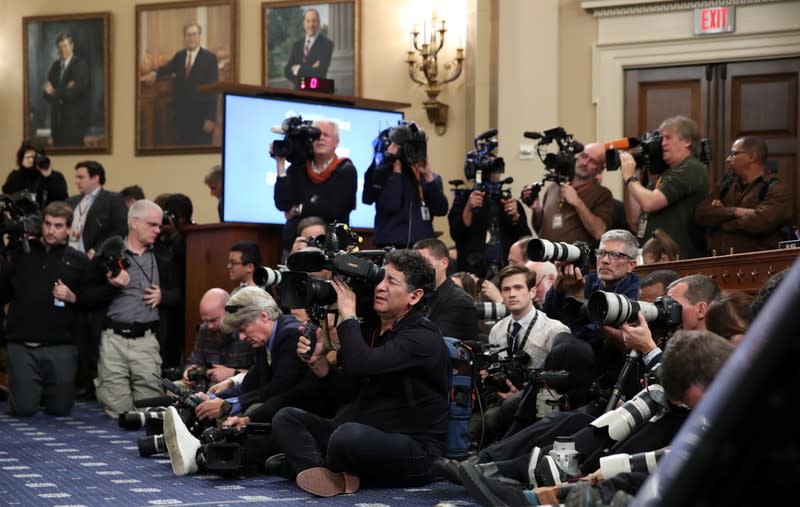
420 202 431 221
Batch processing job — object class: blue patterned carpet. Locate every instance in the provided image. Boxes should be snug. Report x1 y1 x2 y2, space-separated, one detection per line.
0 401 476 507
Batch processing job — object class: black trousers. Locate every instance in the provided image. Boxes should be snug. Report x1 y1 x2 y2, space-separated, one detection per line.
7 343 77 416
272 406 437 487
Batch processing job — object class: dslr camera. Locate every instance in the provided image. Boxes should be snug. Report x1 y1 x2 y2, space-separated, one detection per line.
587 292 682 329
527 238 593 274
521 127 584 205
270 116 321 167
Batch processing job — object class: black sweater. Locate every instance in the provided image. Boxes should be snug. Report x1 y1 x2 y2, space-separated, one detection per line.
331 308 449 456
0 241 88 344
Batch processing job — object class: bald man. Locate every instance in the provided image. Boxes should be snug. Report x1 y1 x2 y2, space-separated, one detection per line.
523 143 615 246
181 288 255 387
525 260 557 307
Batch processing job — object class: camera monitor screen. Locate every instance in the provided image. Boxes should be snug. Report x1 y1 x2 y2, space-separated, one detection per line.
222 93 404 228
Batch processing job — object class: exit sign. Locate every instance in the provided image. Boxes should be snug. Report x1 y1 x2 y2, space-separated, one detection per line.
694 6 735 35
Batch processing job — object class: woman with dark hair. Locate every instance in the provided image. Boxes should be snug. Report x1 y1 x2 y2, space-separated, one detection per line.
450 271 479 301
641 228 681 264
706 290 754 345
3 139 68 208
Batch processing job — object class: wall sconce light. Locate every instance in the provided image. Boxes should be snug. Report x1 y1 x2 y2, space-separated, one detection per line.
406 14 465 135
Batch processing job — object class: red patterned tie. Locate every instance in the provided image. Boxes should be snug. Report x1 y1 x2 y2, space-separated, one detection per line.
304 39 311 58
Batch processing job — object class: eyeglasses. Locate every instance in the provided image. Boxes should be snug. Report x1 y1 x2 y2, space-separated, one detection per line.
594 249 632 261
226 260 244 267
224 304 243 314
727 150 746 158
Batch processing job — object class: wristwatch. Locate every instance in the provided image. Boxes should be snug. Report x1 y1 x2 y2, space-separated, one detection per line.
625 175 640 186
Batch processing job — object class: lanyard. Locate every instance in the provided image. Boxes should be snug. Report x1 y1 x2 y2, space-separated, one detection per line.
506 311 538 355
126 249 155 285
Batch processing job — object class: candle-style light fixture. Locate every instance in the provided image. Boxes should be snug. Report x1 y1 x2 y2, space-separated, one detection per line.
406 13 465 135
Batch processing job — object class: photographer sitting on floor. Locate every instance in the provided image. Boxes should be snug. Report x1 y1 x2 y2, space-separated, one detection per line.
270 249 449 497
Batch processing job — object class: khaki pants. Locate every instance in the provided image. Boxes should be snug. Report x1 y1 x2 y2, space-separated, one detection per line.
95 329 163 418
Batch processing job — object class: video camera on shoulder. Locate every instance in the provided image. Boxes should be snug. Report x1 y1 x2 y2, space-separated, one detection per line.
527 238 593 274
521 127 583 205
587 291 682 329
34 152 51 170
604 130 712 175
372 121 427 169
270 115 321 167
460 128 512 202
0 193 42 255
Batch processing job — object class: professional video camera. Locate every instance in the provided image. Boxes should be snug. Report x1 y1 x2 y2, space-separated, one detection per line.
369 121 428 169
270 115 321 167
521 127 584 205
459 129 512 201
527 238 593 274
195 423 272 477
95 235 132 277
604 131 713 175
481 348 531 403
0 192 42 256
587 292 682 329
282 222 386 357
34 152 51 170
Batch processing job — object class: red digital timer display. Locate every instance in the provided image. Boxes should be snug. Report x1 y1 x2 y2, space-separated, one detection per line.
299 76 335 93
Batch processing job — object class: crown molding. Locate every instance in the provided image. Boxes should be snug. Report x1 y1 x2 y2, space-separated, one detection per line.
581 0 783 18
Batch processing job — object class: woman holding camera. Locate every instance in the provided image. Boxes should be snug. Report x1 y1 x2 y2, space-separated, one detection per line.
3 140 68 209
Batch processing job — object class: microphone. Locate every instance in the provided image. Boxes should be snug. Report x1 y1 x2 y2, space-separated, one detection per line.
523 131 543 140
604 137 640 151
474 128 498 142
97 235 126 258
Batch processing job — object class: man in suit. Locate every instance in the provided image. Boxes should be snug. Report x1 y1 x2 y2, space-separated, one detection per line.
414 238 479 342
283 8 334 88
42 32 90 147
141 22 219 145
67 161 128 259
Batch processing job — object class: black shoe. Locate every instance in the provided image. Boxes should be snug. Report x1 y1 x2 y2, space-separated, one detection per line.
431 455 480 485
76 382 95 400
458 463 528 507
263 453 291 479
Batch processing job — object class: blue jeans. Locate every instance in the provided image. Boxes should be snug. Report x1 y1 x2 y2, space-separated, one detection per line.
272 406 436 487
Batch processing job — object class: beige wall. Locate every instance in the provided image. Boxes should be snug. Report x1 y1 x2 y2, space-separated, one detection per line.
1 0 472 236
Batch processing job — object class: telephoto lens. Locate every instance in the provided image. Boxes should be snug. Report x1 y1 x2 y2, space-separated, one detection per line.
138 434 167 457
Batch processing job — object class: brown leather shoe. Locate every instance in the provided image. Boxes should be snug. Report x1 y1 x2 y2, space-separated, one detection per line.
296 467 360 497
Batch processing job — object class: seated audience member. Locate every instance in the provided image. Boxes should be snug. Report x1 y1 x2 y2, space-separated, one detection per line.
695 136 792 254
638 269 680 303
181 288 254 388
414 238 479 341
705 290 753 345
119 185 145 208
270 249 449 497
162 286 307 475
460 329 735 507
472 264 571 445
0 201 88 416
228 240 261 291
204 164 223 221
290 215 327 254
451 271 480 301
480 237 532 304
641 228 681 263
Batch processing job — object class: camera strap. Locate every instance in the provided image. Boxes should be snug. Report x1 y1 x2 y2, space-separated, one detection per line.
506 311 537 356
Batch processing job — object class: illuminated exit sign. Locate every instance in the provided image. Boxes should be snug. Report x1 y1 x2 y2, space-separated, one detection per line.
694 6 735 35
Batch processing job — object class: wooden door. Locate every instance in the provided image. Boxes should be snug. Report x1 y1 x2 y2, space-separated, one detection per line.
624 58 800 229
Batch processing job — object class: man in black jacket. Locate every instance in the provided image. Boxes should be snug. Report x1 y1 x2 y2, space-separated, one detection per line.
161 285 306 476
414 238 479 341
80 199 182 418
0 202 88 416
283 8 334 88
271 249 449 497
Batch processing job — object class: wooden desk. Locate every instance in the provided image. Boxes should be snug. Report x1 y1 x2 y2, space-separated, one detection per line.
635 248 800 295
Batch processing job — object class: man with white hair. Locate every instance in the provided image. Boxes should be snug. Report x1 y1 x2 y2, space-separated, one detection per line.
82 199 182 418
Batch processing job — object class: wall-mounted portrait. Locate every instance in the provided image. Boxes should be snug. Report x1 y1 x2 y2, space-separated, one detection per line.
136 0 238 155
23 12 111 153
262 0 360 97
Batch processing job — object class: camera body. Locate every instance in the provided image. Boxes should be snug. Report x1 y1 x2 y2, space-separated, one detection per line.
270 116 321 167
199 423 271 477
549 436 582 477
587 292 682 329
34 152 51 170
521 127 583 205
0 193 42 255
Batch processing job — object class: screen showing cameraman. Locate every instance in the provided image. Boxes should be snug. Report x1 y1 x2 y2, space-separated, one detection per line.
273 249 449 497
362 123 449 249
523 143 614 246
272 120 357 258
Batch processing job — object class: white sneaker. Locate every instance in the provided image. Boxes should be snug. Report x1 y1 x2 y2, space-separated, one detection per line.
527 446 542 488
163 406 200 476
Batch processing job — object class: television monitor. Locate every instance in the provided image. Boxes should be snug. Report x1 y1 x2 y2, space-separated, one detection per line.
222 93 404 229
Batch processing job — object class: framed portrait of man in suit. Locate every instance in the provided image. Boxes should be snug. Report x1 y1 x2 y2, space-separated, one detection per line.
23 13 111 154
262 0 360 97
136 0 238 155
